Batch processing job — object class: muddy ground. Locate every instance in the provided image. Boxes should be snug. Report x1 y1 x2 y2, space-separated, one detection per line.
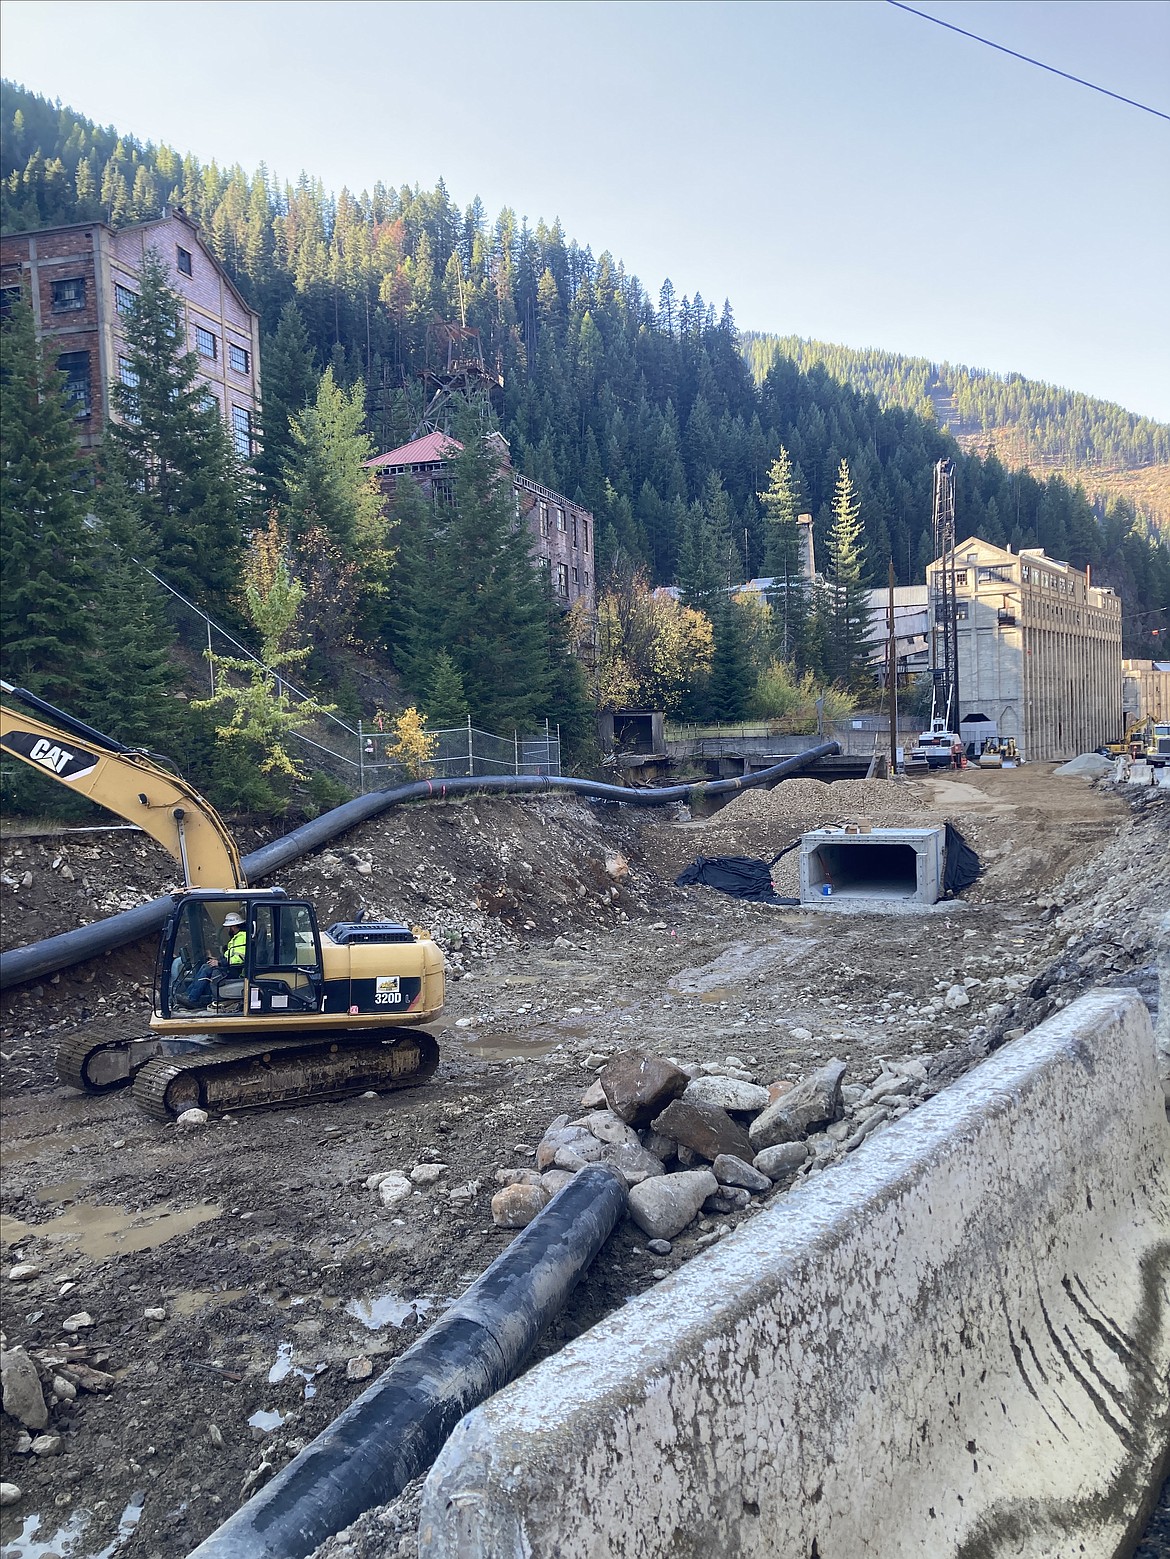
1 765 1166 1558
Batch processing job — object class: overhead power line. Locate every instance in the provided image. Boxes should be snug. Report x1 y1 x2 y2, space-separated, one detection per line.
886 0 1170 122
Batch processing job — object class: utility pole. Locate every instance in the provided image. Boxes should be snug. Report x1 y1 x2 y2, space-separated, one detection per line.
888 560 898 772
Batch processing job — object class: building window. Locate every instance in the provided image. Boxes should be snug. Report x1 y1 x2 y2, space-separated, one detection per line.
228 342 250 375
953 570 968 587
583 570 590 588
114 282 137 316
176 246 193 277
199 389 219 414
51 277 86 312
539 501 549 537
118 356 138 388
977 566 1010 584
555 505 566 532
56 351 91 417
572 565 579 585
571 515 578 546
582 520 590 553
955 602 969 620
231 404 252 457
195 325 218 360
1 284 23 317
556 563 570 597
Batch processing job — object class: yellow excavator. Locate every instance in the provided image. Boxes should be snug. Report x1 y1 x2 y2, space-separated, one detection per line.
0 683 444 1120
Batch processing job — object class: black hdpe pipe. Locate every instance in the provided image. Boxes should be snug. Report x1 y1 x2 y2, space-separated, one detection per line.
187 1163 628 1559
0 743 839 990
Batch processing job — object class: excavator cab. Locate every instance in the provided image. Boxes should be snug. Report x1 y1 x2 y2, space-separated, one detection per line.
157 890 325 1020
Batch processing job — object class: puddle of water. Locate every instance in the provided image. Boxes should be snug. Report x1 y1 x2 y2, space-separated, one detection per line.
464 1033 558 1059
0 1125 98 1167
344 1291 435 1331
247 1408 288 1434
0 1200 222 1263
169 1288 246 1319
267 1342 321 1398
0 1495 143 1559
33 1179 87 1205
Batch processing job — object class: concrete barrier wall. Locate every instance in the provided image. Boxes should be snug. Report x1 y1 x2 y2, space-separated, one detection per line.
418 989 1170 1559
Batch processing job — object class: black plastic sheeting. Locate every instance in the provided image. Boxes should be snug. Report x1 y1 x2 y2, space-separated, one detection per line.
675 841 801 904
0 746 839 991
187 1164 627 1559
943 822 982 897
678 828 983 905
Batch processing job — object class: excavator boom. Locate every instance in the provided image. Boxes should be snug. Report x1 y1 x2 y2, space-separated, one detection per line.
0 683 243 889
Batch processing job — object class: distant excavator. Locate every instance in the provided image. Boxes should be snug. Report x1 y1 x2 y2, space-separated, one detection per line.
0 683 443 1121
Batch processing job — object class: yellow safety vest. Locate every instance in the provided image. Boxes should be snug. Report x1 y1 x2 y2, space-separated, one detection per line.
225 929 247 967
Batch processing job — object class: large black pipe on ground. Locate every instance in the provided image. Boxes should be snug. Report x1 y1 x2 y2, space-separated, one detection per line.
0 744 839 990
186 1163 627 1559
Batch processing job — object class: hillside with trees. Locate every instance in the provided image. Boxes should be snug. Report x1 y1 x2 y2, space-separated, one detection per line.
3 79 1168 811
742 333 1170 534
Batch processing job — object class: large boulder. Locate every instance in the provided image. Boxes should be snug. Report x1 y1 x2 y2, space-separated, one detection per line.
651 1099 754 1164
599 1052 689 1126
628 1170 717 1240
1 1349 48 1431
682 1076 770 1114
749 1058 847 1150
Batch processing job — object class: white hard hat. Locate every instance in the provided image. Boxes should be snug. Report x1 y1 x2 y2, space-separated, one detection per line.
223 912 245 927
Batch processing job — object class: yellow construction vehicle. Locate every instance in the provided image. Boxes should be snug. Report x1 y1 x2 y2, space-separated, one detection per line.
0 683 443 1120
1103 717 1154 759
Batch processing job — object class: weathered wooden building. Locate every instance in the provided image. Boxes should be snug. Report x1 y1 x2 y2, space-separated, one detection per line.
1 208 261 456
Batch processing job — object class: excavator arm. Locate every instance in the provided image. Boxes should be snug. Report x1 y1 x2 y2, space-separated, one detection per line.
0 682 244 890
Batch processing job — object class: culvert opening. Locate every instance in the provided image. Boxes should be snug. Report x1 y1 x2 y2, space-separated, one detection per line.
807 841 919 899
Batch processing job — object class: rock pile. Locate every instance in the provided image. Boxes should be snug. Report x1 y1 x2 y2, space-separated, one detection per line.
479 1042 942 1246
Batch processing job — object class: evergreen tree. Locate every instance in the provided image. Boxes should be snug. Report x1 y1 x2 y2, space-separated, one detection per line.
107 249 247 616
84 446 179 745
0 298 94 699
283 366 389 643
423 650 469 728
437 432 551 731
703 597 754 723
254 300 317 506
759 444 812 662
823 458 873 688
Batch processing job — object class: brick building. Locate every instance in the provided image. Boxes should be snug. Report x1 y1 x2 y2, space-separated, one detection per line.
0 209 261 457
927 537 1123 761
365 431 597 614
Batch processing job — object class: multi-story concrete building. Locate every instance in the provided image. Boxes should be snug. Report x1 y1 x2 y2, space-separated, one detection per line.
365 430 597 614
927 537 1122 761
1122 660 1170 724
0 209 261 457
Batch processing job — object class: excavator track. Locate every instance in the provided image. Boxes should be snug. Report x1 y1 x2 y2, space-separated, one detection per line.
56 1032 162 1094
130 1029 440 1122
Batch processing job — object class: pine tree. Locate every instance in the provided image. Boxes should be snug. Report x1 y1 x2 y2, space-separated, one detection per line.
823 458 873 688
107 248 247 616
423 650 470 728
283 366 389 643
0 298 94 700
254 300 317 506
759 445 812 663
84 446 179 746
437 432 551 731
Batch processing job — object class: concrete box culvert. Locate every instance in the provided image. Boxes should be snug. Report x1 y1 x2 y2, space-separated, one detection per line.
417 989 1170 1559
800 824 944 905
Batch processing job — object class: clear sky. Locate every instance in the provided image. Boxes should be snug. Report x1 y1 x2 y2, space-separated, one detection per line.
3 0 1168 420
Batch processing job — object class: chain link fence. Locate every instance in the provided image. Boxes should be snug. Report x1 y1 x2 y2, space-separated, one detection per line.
140 557 561 794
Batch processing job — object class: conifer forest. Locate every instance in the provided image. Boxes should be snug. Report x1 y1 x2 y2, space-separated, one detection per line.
2 80 1168 815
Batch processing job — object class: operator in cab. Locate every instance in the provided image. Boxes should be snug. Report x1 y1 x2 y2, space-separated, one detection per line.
183 910 247 1008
